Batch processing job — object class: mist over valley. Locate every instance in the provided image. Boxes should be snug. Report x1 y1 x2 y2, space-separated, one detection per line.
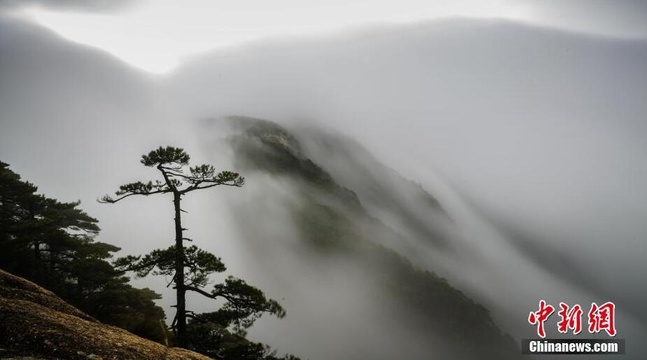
1 9 646 359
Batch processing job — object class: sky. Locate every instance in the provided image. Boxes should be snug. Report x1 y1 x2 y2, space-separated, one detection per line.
6 0 647 73
1 1 647 359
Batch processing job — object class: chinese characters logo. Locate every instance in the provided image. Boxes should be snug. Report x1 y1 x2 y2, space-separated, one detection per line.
528 300 616 338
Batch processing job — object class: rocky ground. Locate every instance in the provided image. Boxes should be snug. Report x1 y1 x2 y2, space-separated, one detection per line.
0 269 211 360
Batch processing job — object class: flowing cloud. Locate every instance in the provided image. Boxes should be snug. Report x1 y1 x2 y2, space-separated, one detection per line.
0 0 135 13
12 0 647 74
2 8 646 359
520 0 647 39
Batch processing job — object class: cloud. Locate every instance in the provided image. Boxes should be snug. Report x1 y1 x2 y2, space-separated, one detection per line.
167 20 647 356
11 0 647 76
2 13 646 359
519 0 647 39
0 0 135 13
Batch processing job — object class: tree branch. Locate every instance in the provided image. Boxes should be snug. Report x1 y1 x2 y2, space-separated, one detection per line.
98 189 168 204
157 164 178 193
185 285 238 304
180 181 243 195
185 285 218 299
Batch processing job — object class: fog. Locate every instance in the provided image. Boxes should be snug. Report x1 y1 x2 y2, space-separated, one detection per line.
168 23 647 355
1 9 646 360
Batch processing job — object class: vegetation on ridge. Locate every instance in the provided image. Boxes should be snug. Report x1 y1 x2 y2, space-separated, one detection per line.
227 116 522 360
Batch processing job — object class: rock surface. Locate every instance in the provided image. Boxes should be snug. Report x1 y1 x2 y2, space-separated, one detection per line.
0 269 210 360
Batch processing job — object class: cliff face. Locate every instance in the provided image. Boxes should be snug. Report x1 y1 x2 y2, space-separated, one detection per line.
0 269 209 360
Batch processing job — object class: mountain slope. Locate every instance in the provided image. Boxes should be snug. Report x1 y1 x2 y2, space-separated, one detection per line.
207 116 522 360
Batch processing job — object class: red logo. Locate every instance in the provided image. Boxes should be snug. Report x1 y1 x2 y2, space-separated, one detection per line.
557 302 583 335
528 301 616 338
528 300 555 338
588 302 616 336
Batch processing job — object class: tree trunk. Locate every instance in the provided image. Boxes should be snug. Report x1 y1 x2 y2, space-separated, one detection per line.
173 191 187 348
34 240 40 260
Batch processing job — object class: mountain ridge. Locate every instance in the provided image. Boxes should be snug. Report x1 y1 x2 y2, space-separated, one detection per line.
210 115 523 360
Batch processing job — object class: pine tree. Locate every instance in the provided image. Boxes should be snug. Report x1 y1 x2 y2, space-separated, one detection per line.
100 146 284 349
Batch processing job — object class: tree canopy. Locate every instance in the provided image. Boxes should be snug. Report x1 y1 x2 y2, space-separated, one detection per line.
101 146 295 359
0 161 167 342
